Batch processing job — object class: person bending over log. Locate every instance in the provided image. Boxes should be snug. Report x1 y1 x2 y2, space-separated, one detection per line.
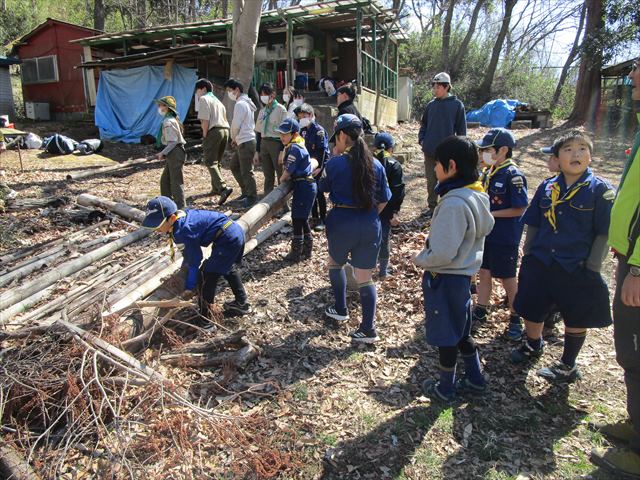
142 196 251 317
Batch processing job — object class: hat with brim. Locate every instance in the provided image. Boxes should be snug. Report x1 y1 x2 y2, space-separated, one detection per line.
476 127 516 149
540 146 554 154
275 118 300 134
155 96 178 116
142 196 178 229
329 113 362 144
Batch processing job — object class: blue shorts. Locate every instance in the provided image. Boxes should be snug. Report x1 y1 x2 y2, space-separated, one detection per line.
422 272 472 346
202 222 244 275
325 207 381 269
291 179 317 220
481 242 519 279
514 255 612 329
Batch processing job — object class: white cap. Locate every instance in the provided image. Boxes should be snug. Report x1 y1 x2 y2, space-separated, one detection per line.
432 72 451 84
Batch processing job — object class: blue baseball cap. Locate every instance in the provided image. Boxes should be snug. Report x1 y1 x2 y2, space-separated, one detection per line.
275 118 300 134
142 196 178 229
477 128 516 149
540 145 554 154
374 132 395 149
329 114 363 143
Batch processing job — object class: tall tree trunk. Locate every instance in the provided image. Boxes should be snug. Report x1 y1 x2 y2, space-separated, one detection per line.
550 2 586 111
94 0 105 30
221 0 229 17
230 0 262 88
477 0 517 101
568 0 603 125
450 0 485 79
267 0 277 10
441 0 455 71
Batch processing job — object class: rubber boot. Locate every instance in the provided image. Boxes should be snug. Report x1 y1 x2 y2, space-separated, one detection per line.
284 236 303 263
302 234 313 260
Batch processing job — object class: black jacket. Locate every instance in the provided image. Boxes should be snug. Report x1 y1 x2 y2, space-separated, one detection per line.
338 99 363 121
378 154 405 221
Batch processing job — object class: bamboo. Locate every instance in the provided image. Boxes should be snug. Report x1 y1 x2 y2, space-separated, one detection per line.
0 245 65 276
0 228 150 310
77 193 146 222
243 213 291 256
0 248 69 288
161 341 259 369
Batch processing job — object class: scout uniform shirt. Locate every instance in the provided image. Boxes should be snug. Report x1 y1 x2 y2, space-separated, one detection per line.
523 168 615 272
197 92 230 129
484 160 528 245
161 115 186 146
256 101 288 139
300 121 329 171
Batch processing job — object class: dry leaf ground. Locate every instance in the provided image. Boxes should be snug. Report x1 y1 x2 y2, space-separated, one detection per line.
0 120 633 479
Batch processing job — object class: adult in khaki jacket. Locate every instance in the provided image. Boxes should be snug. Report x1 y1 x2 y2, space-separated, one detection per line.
155 96 186 209
255 82 288 195
195 78 233 206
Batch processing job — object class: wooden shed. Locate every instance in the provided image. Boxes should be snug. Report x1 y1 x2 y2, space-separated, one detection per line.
0 56 21 119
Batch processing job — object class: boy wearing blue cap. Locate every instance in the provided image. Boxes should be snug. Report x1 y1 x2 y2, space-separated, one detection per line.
412 136 495 402
295 103 330 231
319 114 392 343
276 118 318 262
373 132 405 279
473 127 528 341
511 131 614 382
142 196 251 317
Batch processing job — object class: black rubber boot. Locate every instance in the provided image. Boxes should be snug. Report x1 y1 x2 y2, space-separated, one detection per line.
284 236 304 263
302 234 313 260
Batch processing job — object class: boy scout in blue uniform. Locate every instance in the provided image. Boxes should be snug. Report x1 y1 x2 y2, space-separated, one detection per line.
276 118 317 262
319 114 392 344
473 128 528 341
295 103 330 231
142 196 251 317
511 131 614 382
412 136 495 402
373 132 405 279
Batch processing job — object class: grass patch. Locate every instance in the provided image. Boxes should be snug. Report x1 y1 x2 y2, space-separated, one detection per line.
432 407 454 434
556 450 593 478
317 432 338 446
293 383 308 401
483 468 517 480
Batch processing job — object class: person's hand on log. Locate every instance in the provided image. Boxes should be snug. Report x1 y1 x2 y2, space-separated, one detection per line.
390 213 400 227
155 152 165 161
180 289 196 301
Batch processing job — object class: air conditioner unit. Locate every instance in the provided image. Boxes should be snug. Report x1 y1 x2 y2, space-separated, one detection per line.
25 101 50 121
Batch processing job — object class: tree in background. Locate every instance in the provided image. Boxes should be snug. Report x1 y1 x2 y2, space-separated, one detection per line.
229 0 261 89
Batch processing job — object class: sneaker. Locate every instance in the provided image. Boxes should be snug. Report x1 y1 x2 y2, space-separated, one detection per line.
234 194 247 202
314 220 326 232
421 379 455 403
455 376 487 395
422 209 434 220
470 282 477 295
589 420 638 445
349 327 379 344
325 305 349 322
223 299 252 315
537 361 582 382
505 320 524 342
472 305 488 325
510 339 544 363
218 187 233 206
591 447 640 478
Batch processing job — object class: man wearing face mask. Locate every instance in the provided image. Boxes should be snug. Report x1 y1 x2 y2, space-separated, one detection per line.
295 103 329 231
255 82 288 195
286 90 305 119
195 78 233 206
224 78 258 208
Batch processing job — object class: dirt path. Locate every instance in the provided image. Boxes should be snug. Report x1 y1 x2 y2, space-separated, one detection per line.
0 121 632 479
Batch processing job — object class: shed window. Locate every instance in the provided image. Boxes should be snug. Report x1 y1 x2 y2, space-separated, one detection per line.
21 56 59 84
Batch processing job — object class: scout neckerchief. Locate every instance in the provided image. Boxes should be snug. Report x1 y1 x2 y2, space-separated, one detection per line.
161 210 186 262
262 99 280 137
155 112 182 149
543 174 590 231
374 149 391 159
483 159 514 191
285 133 306 150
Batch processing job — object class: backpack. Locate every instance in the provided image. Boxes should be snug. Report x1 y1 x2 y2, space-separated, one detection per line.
77 138 104 155
42 134 78 155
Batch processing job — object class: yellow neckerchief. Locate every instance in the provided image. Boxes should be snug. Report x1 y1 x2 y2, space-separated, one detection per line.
543 176 590 231
483 159 514 191
163 210 186 262
464 181 485 192
374 148 391 158
284 133 306 151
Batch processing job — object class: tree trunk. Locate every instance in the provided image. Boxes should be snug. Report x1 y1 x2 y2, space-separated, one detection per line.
230 0 262 89
477 0 517 101
568 0 603 125
450 0 485 79
94 0 105 31
441 0 455 72
551 3 586 111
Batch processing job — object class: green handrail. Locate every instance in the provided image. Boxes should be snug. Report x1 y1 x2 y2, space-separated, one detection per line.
361 51 398 99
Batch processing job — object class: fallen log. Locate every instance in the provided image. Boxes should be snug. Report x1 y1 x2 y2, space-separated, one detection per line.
243 213 291 256
0 247 69 288
168 330 246 354
0 442 41 480
0 228 150 310
0 244 65 276
161 338 259 370
77 194 146 222
4 196 68 212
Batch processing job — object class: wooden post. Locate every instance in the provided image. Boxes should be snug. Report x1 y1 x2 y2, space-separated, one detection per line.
286 16 294 88
82 46 97 107
16 141 23 172
356 7 363 93
373 17 378 94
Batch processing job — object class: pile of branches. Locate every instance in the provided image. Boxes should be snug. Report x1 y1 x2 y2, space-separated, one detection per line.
0 311 294 479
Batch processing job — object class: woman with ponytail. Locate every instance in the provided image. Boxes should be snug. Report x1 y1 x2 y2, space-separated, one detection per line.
319 114 392 344
155 96 187 209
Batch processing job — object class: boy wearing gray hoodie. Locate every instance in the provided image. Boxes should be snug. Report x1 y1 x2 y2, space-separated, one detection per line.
412 136 495 402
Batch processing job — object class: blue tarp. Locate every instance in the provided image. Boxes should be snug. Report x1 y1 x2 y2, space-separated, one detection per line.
466 99 525 128
95 65 197 143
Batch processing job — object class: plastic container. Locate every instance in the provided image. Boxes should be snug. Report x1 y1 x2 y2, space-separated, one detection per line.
255 45 269 62
293 34 313 51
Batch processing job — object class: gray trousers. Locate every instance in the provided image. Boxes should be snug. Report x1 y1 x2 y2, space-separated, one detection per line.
613 255 640 454
160 146 186 209
230 140 257 199
260 137 284 195
423 152 438 210
202 127 229 194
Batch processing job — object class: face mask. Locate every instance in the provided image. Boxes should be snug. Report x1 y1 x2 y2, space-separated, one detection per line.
283 94 290 103
227 91 237 101
158 107 166 116
293 98 303 106
482 151 496 166
260 95 270 104
299 117 311 128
